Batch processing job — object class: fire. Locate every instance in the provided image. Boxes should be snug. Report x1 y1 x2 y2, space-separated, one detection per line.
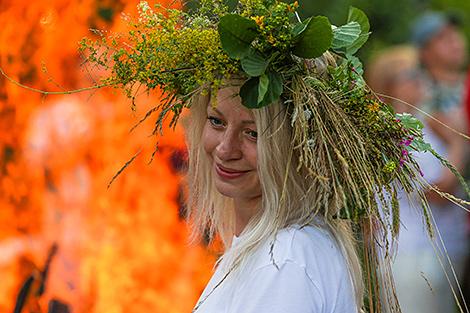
0 1 217 312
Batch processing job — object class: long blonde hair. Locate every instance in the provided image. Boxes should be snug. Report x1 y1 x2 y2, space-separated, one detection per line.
183 70 364 310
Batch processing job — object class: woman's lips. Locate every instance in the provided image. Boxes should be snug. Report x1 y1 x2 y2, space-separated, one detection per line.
215 164 249 179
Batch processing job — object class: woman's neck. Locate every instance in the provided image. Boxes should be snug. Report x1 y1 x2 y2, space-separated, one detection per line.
233 196 261 236
427 66 463 85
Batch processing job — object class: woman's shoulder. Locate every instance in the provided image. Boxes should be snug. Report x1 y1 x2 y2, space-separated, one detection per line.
248 224 355 311
255 224 347 274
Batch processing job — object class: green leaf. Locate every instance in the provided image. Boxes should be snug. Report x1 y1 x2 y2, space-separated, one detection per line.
346 7 370 55
259 71 283 107
241 49 268 76
396 113 424 131
347 6 369 33
332 22 361 50
411 138 432 152
240 72 283 108
346 33 370 55
218 14 258 59
239 77 259 108
292 20 308 37
292 16 333 59
347 55 364 76
258 74 269 104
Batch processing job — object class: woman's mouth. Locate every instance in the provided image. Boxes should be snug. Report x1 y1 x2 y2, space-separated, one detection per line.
215 164 250 179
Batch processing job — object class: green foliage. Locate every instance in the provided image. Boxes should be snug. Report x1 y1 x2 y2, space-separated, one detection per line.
345 7 370 55
331 22 361 50
80 1 374 111
241 50 268 76
78 0 469 242
292 16 333 58
239 71 283 108
218 14 258 58
296 0 470 63
216 3 369 108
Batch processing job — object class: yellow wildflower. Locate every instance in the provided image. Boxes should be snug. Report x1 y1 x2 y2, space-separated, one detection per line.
267 34 275 44
367 101 380 112
288 1 299 12
251 15 265 28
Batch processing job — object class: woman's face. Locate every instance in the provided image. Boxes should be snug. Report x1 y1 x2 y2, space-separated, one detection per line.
424 25 467 70
202 86 261 200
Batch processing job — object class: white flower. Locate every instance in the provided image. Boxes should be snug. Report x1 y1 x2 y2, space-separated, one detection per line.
291 107 298 127
138 1 150 13
304 108 312 120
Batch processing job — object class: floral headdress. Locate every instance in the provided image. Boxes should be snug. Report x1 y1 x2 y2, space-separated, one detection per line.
80 0 470 311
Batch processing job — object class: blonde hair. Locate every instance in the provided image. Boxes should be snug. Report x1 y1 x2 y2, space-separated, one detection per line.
183 66 364 310
366 45 419 95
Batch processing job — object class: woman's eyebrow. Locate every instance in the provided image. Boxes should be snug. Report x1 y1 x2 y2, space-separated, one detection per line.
210 107 255 124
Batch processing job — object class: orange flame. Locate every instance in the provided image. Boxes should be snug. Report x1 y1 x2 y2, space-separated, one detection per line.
0 1 216 312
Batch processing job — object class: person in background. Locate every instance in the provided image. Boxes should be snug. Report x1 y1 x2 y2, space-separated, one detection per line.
413 11 470 309
366 44 468 313
411 11 468 197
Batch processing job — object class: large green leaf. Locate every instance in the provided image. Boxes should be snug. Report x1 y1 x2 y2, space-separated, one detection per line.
240 72 283 108
292 20 308 37
240 77 260 108
347 6 370 33
218 14 258 59
292 16 333 59
332 22 361 50
258 74 269 104
241 49 268 76
346 33 369 55
346 7 370 55
258 71 283 107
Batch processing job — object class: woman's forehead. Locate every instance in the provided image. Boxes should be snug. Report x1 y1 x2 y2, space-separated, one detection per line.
209 86 254 119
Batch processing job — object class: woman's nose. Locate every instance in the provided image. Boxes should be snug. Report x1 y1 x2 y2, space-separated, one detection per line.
215 129 242 161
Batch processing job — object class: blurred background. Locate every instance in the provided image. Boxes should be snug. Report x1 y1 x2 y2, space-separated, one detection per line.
0 0 469 313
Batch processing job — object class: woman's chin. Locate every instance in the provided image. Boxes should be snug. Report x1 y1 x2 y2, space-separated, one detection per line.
214 180 239 198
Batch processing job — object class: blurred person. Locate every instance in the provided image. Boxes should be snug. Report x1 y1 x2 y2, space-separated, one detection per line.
412 11 468 196
366 45 468 313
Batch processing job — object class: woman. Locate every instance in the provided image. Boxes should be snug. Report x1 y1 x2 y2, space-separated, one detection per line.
79 1 469 311
185 81 362 312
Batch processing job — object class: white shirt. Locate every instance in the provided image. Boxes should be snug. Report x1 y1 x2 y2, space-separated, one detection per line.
193 224 357 313
396 124 468 257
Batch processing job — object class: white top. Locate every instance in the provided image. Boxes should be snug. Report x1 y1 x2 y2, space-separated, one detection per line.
396 124 468 257
193 224 357 313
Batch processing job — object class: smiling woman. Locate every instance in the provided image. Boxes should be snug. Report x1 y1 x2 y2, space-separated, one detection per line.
74 0 470 312
203 86 261 235
183 79 362 312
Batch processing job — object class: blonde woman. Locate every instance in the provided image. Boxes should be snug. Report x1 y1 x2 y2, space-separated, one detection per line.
78 1 469 312
185 81 363 313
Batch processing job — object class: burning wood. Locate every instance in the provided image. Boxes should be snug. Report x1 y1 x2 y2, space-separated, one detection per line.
14 244 60 313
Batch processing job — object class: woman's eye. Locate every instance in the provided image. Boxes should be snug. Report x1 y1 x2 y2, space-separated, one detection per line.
207 116 224 127
246 130 258 140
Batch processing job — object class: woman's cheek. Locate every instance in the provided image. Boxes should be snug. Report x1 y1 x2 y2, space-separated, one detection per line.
245 142 258 169
202 125 218 157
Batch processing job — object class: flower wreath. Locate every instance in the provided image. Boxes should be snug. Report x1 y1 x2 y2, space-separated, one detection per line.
79 1 470 311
